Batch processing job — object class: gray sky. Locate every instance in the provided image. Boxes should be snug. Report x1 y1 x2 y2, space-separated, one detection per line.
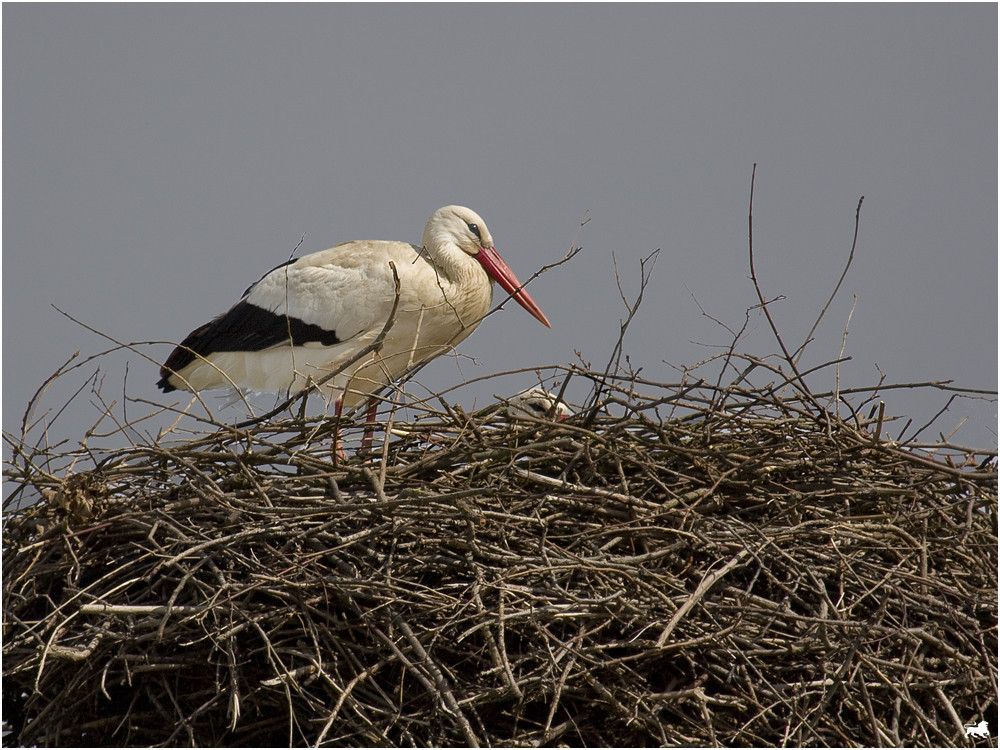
4 3 997 457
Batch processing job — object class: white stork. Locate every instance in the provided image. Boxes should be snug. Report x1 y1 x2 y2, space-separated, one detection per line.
505 387 572 421
158 205 551 448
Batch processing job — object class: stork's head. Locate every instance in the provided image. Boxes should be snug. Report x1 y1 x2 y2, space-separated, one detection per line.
424 205 551 328
424 205 495 256
506 387 572 421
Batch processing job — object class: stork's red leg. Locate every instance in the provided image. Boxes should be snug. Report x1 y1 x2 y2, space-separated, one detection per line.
361 396 378 452
331 397 346 463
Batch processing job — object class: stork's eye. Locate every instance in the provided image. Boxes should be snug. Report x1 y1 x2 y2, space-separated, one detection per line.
467 223 482 240
527 400 547 414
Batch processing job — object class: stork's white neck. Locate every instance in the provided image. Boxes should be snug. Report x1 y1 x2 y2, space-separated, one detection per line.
422 235 483 286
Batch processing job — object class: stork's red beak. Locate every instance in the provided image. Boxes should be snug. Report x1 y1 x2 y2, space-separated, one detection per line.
475 245 551 328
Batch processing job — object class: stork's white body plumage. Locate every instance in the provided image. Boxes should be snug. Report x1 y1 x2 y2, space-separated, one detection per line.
158 206 550 413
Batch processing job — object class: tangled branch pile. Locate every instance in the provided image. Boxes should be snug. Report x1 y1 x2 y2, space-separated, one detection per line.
4 356 997 747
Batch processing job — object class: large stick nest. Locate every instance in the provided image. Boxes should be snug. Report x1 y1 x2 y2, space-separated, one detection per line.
4 359 997 747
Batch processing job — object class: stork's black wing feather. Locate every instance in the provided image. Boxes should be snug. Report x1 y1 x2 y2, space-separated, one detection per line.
157 298 341 393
